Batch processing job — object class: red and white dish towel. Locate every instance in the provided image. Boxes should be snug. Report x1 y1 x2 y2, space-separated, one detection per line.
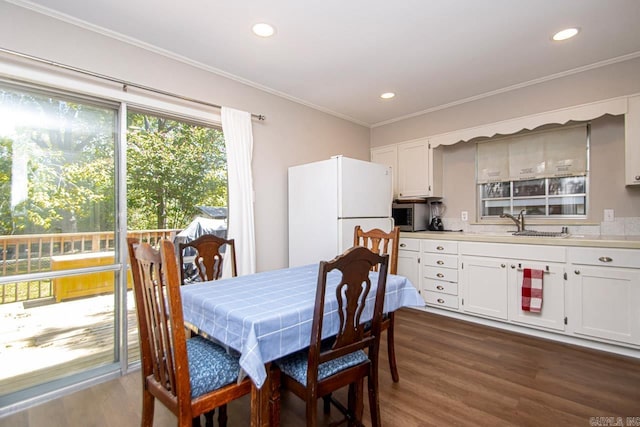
522 268 543 312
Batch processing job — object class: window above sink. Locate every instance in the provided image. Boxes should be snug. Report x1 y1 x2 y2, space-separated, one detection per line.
477 122 589 221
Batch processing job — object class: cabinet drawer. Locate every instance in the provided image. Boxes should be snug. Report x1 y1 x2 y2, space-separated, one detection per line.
424 266 458 283
568 247 640 269
422 291 459 309
422 240 458 254
422 253 458 269
398 238 420 252
422 278 458 296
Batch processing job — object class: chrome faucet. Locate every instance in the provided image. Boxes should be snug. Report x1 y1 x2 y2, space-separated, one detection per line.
500 209 526 232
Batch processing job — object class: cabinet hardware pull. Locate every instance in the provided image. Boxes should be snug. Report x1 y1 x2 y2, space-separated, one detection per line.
575 270 580 275
636 175 640 181
437 260 444 265
400 243 406 247
501 264 506 268
436 285 444 290
436 246 444 251
510 264 516 269
598 256 613 263
437 273 444 278
437 298 445 304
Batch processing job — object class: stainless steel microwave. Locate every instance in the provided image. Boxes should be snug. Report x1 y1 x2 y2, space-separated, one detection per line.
392 202 429 232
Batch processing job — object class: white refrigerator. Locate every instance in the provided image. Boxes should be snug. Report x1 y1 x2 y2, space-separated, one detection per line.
288 155 394 267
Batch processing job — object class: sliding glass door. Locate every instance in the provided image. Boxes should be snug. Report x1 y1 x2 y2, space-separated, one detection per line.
0 81 228 410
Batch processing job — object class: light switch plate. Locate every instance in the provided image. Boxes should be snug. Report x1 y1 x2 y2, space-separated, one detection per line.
461 211 468 221
604 209 615 222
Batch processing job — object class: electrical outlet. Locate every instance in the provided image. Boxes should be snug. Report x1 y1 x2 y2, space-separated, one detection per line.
604 209 615 222
461 211 468 221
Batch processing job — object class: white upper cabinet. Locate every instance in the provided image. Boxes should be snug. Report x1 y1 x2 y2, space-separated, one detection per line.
372 139 442 199
370 144 398 198
625 94 640 185
397 139 429 198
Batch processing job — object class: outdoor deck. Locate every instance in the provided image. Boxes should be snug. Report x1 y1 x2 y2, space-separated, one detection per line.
0 292 139 395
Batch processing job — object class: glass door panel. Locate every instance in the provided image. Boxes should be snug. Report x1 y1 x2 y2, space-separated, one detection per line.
0 83 118 397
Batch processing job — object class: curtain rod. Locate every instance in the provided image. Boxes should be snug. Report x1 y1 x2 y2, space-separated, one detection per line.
0 47 266 121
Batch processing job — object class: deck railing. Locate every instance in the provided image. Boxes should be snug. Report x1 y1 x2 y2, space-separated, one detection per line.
0 229 180 304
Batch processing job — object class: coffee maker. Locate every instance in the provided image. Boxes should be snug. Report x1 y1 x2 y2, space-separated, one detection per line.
427 200 445 231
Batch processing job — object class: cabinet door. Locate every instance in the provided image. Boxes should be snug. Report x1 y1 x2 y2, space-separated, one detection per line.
625 94 640 185
397 139 430 198
460 256 509 320
397 249 420 292
570 266 640 345
371 145 398 198
508 262 565 331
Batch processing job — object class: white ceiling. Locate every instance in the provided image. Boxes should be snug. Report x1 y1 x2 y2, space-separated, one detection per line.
12 0 640 127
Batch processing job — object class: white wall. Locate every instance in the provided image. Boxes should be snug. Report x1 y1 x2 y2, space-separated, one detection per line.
371 56 640 225
0 3 371 271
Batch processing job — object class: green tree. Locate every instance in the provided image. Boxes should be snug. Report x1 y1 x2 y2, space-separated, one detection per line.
126 112 227 230
0 138 13 234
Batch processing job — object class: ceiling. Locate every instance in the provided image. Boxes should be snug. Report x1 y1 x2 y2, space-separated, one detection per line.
12 0 640 127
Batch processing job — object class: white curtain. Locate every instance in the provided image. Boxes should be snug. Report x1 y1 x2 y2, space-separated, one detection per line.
221 107 256 277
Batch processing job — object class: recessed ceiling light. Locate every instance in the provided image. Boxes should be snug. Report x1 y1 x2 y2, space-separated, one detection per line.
252 23 276 38
552 27 580 41
380 92 395 99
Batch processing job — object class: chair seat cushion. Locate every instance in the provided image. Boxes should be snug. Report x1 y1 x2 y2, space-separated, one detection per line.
187 336 241 398
276 345 368 386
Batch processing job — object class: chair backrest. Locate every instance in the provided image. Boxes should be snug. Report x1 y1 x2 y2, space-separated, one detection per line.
178 234 237 283
353 225 399 274
127 238 191 404
308 246 389 383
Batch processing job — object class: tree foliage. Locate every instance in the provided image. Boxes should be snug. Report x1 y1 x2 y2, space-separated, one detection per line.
126 112 227 230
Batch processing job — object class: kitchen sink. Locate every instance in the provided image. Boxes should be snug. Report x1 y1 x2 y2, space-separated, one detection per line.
512 230 569 238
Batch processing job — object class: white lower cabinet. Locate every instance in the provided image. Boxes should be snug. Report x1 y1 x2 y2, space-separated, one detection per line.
410 237 640 352
507 261 565 331
568 247 640 345
421 240 459 310
459 242 567 328
397 238 421 293
460 255 509 320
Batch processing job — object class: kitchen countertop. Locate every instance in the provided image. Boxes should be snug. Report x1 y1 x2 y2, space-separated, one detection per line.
400 231 640 249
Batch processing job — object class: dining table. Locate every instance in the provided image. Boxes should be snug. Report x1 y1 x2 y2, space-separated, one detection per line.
180 263 423 426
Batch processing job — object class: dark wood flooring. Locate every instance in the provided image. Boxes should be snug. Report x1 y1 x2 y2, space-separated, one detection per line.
1 308 639 426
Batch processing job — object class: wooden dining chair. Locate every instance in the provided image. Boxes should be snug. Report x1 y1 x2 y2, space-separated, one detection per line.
178 234 237 284
353 225 401 383
127 238 251 427
276 246 389 427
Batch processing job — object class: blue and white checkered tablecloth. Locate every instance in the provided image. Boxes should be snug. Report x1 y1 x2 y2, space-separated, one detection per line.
180 263 423 389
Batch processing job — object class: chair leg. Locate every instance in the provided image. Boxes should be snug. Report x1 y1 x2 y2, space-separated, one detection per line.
347 380 364 427
216 406 227 427
141 389 155 427
322 394 332 414
306 395 318 427
387 312 400 382
368 372 381 427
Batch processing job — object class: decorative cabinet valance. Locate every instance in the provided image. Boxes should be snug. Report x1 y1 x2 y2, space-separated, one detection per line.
428 96 629 148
